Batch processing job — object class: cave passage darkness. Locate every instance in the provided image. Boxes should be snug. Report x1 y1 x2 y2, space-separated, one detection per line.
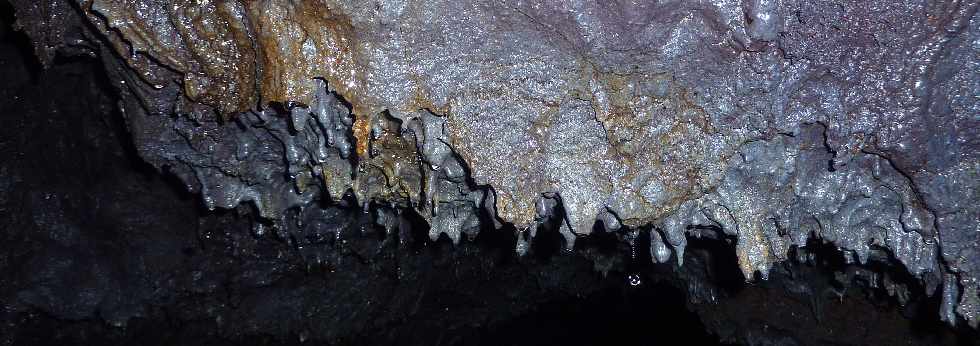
0 2 978 345
0 6 716 344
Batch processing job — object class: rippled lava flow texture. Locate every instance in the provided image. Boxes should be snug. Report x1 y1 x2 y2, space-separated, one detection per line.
0 0 979 345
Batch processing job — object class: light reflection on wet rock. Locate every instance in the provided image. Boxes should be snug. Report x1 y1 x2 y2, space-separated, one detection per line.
10 0 979 327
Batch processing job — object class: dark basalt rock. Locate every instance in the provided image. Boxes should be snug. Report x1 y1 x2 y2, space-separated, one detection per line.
1 0 979 344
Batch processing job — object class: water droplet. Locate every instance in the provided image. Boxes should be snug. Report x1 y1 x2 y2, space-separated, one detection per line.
628 274 642 286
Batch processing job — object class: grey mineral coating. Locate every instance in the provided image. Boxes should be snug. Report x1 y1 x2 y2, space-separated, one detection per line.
9 0 980 327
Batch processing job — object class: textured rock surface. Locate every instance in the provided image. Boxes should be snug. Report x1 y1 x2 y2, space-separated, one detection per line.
7 0 980 328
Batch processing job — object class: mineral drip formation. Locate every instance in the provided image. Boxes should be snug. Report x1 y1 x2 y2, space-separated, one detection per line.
9 0 980 327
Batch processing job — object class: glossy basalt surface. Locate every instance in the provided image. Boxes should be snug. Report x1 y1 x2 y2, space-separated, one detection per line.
8 0 980 328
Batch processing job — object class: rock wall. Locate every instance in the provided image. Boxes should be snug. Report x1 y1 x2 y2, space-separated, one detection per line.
8 0 979 327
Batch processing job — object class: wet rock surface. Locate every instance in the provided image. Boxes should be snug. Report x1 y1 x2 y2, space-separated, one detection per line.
1 0 979 345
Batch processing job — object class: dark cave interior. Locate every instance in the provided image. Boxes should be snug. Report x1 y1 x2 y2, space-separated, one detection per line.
0 3 978 345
